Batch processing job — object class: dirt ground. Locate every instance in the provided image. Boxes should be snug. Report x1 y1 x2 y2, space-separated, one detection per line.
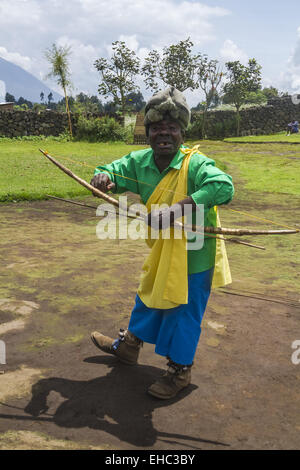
0 197 299 450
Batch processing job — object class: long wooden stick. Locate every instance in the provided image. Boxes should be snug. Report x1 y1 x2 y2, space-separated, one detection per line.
219 289 300 309
40 149 299 237
46 194 266 250
40 149 120 208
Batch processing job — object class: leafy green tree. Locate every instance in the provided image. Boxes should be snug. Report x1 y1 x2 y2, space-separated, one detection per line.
141 38 200 93
56 96 75 113
33 103 46 113
94 41 140 117
222 59 262 136
125 91 145 112
261 86 279 100
5 92 15 103
17 96 33 108
196 56 223 138
40 91 45 104
45 43 73 136
103 100 118 113
243 90 267 105
47 92 53 107
74 92 104 114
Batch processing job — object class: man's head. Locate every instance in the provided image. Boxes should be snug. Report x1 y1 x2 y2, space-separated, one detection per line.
148 117 184 159
144 86 191 135
144 87 190 157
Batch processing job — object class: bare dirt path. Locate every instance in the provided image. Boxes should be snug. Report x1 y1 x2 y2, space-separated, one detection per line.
0 198 299 450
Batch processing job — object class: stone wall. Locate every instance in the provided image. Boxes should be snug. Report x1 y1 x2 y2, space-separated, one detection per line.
1 96 300 139
0 110 72 137
0 110 124 138
190 95 300 138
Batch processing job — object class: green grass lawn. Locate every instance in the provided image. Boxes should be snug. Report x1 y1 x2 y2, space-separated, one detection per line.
1 137 300 202
225 131 300 143
0 137 299 294
0 139 146 202
190 139 300 197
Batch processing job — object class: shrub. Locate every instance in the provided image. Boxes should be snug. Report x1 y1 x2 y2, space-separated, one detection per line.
186 116 204 139
208 118 237 139
75 115 128 142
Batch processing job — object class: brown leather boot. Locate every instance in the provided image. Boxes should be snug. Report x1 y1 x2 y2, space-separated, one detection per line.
91 329 142 365
148 360 192 399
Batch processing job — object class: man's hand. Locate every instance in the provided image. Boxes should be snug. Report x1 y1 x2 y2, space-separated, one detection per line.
145 197 197 230
145 208 175 230
90 173 116 194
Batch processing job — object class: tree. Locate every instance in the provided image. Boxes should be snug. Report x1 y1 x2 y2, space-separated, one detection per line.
56 96 75 113
5 92 15 103
243 90 267 105
261 86 279 100
16 96 33 108
74 93 104 114
141 38 199 93
94 41 140 117
125 91 146 112
195 56 223 139
222 59 262 136
47 92 53 107
40 91 45 104
45 43 73 136
103 100 118 113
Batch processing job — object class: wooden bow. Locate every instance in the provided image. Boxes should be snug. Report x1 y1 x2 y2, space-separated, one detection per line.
39 149 299 245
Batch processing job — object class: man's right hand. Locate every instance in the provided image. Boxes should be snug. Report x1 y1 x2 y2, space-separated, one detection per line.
90 173 116 193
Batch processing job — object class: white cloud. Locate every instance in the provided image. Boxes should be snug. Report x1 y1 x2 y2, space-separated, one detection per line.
0 80 6 101
0 0 41 26
279 26 300 93
219 39 248 64
119 35 139 53
0 0 230 97
54 36 101 95
0 47 33 71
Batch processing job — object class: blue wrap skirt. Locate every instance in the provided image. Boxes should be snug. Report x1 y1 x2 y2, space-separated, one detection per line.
128 269 213 365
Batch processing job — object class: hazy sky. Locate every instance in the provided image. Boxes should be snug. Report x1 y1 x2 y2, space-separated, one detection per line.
1 0 300 105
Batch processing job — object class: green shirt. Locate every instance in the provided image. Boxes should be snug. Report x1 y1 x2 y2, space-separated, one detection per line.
95 146 234 274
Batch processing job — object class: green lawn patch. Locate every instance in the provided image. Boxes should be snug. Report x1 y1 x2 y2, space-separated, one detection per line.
225 131 300 143
1 138 299 203
0 139 146 202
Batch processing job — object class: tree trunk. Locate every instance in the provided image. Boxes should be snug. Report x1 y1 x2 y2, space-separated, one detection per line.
201 106 208 140
63 86 73 138
120 89 126 119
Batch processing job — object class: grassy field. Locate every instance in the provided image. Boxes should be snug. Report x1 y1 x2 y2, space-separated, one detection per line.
1 137 300 202
225 131 300 143
0 139 145 202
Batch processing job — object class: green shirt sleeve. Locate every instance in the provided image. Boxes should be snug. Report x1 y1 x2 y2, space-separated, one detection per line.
189 158 234 208
94 153 139 195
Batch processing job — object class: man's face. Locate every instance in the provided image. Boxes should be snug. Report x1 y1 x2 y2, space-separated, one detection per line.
148 119 184 159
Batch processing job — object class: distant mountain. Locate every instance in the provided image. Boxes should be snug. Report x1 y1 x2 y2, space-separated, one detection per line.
0 57 62 103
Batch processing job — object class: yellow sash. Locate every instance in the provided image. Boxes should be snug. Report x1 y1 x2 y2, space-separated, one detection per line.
137 147 231 309
212 208 232 288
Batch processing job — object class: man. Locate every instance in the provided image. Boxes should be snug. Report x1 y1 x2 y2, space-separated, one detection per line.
286 119 299 136
90 87 234 399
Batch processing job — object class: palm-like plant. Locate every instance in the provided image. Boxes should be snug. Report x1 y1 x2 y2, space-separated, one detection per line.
45 43 73 137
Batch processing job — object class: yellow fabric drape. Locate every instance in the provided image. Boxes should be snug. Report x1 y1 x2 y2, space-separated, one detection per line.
137 152 190 309
211 207 232 288
137 147 231 310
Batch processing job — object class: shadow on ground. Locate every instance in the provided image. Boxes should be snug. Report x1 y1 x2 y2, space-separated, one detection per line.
13 356 228 449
